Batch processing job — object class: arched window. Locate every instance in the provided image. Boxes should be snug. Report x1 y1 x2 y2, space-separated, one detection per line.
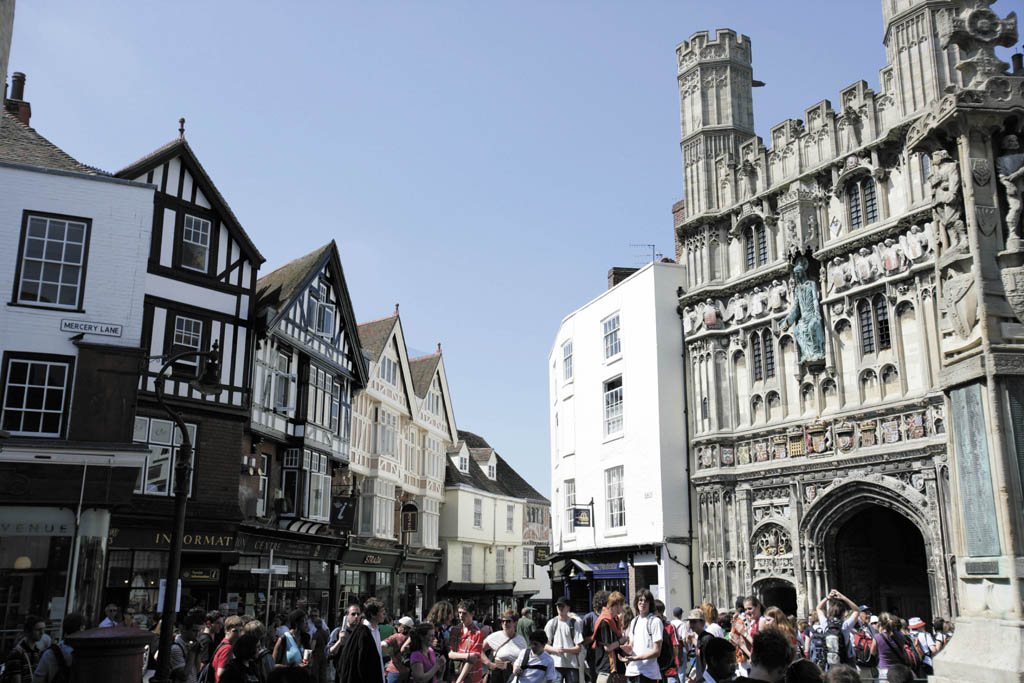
745 226 757 270
762 330 776 378
745 221 768 270
847 176 879 229
859 294 891 354
875 293 891 350
751 332 764 381
701 396 709 420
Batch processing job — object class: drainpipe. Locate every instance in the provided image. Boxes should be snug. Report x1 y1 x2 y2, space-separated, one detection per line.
677 299 695 608
64 461 89 615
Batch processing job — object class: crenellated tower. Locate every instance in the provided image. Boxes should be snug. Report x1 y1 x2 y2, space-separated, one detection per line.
880 0 961 119
676 30 756 219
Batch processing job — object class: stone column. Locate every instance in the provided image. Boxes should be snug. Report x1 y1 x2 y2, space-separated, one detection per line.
905 4 1024 679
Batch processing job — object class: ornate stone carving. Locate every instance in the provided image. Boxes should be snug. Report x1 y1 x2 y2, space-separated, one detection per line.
780 256 826 365
938 0 1018 90
931 150 967 256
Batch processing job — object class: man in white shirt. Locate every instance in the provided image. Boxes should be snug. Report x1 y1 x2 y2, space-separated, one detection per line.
545 597 584 683
513 630 556 683
98 603 120 628
623 590 662 681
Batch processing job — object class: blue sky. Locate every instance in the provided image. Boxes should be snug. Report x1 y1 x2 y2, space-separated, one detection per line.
10 1 1015 497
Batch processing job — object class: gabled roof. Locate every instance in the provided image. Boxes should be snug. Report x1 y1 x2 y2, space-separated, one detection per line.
256 242 333 315
115 137 265 265
446 432 549 503
357 315 398 359
0 111 103 175
255 241 369 388
409 353 442 398
495 453 549 503
458 430 491 449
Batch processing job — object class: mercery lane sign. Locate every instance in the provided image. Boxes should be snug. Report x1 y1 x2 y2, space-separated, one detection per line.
60 319 123 337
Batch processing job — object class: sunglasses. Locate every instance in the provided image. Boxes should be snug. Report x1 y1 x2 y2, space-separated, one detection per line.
501 619 514 624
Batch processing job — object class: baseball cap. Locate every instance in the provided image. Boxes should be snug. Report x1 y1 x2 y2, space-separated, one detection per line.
869 615 879 625
398 616 415 628
908 617 925 629
687 609 704 621
555 596 570 607
858 604 870 613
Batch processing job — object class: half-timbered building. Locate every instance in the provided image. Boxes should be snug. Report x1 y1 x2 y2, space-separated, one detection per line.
237 241 367 621
347 312 454 618
102 133 265 616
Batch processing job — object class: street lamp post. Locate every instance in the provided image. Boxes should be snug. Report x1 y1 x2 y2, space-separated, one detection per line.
152 342 222 683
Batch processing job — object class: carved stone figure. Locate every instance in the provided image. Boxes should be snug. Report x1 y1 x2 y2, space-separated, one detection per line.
768 279 787 310
930 150 966 253
853 247 880 283
749 286 766 317
828 256 851 293
682 306 698 335
904 225 927 261
780 257 826 364
881 237 904 274
996 134 1024 250
727 293 748 323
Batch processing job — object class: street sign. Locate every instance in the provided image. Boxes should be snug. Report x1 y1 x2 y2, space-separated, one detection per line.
250 565 289 575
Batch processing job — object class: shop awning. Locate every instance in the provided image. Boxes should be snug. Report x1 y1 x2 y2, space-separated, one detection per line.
438 581 515 595
279 519 324 535
562 559 627 579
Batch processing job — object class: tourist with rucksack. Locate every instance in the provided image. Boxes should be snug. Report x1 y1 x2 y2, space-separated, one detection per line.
2 615 47 683
808 590 858 672
871 613 911 681
243 620 276 683
621 590 663 681
651 600 679 683
32 613 84 683
169 611 205 683
847 611 877 679
545 597 584 683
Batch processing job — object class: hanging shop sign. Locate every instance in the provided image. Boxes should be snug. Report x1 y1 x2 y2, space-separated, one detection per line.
572 508 592 528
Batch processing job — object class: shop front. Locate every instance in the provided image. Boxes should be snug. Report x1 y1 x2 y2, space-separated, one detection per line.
339 544 402 616
396 551 440 620
437 582 515 621
551 555 630 615
230 528 344 625
0 450 142 650
105 522 238 627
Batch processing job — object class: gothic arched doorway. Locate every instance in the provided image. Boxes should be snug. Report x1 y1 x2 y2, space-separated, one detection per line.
831 505 931 622
758 579 797 616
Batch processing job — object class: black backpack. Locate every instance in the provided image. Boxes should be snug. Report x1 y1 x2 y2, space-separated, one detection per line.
654 619 675 674
810 618 848 671
49 643 71 683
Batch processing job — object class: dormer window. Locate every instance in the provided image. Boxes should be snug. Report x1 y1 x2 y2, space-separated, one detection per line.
181 215 211 272
459 455 468 472
846 176 878 230
379 357 398 385
307 281 335 336
427 376 442 416
488 464 496 479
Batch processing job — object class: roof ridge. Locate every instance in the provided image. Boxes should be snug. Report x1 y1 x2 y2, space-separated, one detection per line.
0 111 105 175
409 351 441 361
256 242 331 283
357 313 399 327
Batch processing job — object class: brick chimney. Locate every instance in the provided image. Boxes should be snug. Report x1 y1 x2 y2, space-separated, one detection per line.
4 71 31 125
607 267 639 289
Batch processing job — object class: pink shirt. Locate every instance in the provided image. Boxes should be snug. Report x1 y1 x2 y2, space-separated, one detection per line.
410 649 437 683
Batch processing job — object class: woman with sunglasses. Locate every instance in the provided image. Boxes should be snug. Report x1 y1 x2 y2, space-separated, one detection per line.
483 609 528 683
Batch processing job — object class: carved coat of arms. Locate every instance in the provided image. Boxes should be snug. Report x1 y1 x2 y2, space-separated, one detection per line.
942 270 977 339
720 446 735 466
860 421 877 447
772 436 788 459
754 441 769 462
805 484 818 502
905 413 926 440
788 427 805 456
738 444 751 465
805 423 829 454
881 419 902 444
835 422 855 452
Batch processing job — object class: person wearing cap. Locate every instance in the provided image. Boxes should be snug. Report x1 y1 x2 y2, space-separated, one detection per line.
907 617 935 676
382 616 416 683
545 596 584 683
685 607 714 681
849 607 878 679
512 630 556 683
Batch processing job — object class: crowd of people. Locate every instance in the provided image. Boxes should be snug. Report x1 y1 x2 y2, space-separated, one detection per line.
0 587 952 683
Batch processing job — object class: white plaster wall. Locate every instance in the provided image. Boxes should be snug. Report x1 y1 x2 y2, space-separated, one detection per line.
549 262 691 557
0 165 154 355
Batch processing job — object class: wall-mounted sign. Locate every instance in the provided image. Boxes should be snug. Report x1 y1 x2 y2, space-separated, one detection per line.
60 319 123 337
572 508 592 528
0 507 74 536
363 554 383 565
330 494 358 532
534 545 550 565
110 527 235 551
181 567 220 583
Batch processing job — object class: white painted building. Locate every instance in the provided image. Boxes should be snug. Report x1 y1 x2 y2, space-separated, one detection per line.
0 106 154 631
548 261 693 612
438 430 549 617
